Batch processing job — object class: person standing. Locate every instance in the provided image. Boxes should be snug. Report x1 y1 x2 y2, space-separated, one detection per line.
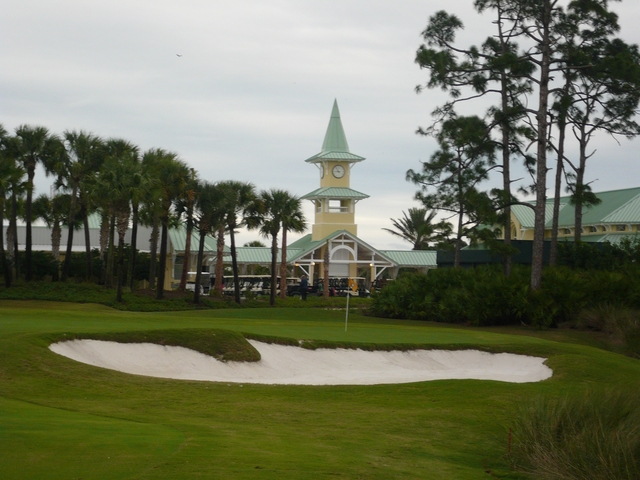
300 274 309 301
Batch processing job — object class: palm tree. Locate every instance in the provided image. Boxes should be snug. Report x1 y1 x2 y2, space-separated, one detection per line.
192 181 227 304
248 189 296 306
127 152 156 290
99 139 141 299
278 195 306 299
15 125 62 281
244 240 266 247
53 131 105 281
0 126 24 287
383 208 452 250
32 193 72 279
176 168 200 292
140 149 165 291
219 181 257 304
152 150 190 300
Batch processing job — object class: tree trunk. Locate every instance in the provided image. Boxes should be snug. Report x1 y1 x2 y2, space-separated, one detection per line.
215 226 225 294
454 205 464 269
116 210 129 302
574 130 588 244
279 229 288 299
148 214 159 291
178 206 194 292
116 233 126 303
61 184 79 282
193 229 207 305
498 7 513 278
550 115 567 265
0 198 11 288
530 0 552 291
83 207 92 280
8 193 18 280
106 211 116 288
25 167 35 281
270 234 278 306
156 212 169 300
99 211 109 285
52 222 61 281
323 242 330 299
128 204 139 289
230 224 241 304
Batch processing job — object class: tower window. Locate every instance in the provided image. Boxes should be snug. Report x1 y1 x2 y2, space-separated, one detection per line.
328 199 348 213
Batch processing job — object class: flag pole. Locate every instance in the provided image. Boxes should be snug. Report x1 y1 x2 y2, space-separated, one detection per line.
345 291 349 332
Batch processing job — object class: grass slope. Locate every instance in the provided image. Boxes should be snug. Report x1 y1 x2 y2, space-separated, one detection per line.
1 300 639 479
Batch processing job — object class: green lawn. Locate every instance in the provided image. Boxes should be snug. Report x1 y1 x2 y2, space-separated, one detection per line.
1 300 639 479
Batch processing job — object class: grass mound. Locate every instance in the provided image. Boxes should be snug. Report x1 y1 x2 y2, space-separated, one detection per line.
51 328 261 363
509 389 640 480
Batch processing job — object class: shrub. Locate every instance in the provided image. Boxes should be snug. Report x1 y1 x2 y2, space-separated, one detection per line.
369 265 640 328
509 390 640 480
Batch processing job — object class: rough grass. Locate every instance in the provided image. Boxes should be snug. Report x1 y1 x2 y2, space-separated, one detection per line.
509 390 640 480
563 305 640 358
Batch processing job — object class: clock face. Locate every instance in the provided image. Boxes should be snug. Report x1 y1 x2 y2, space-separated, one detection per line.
332 164 345 178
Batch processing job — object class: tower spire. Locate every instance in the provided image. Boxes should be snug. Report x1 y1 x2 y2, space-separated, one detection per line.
321 99 350 153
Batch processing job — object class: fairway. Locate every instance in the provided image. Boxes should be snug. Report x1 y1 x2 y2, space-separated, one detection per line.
2 300 639 479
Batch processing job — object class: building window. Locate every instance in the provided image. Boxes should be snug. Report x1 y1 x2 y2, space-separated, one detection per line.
564 228 572 235
589 226 597 233
616 225 627 232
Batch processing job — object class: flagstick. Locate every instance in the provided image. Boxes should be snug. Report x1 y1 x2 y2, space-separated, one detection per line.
345 291 349 332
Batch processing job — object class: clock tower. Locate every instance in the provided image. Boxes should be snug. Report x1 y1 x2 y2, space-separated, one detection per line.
301 100 369 240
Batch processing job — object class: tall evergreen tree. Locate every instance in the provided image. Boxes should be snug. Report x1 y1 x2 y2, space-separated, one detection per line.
407 116 496 267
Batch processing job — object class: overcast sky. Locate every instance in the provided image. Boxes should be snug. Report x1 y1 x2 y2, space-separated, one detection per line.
3 0 640 250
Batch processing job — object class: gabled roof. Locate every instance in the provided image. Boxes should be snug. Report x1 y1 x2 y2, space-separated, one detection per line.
511 203 563 229
286 230 398 266
300 187 369 201
511 186 640 229
378 250 437 267
305 100 365 164
232 247 303 264
168 229 229 255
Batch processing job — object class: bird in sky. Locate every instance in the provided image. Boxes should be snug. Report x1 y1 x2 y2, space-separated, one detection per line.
176 54 182 57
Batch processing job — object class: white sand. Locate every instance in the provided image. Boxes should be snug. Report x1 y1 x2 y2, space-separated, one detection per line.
49 339 553 385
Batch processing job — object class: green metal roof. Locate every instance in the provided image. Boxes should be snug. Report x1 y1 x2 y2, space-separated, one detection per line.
379 250 437 267
602 193 640 223
168 229 222 253
561 233 640 244
511 187 640 229
304 151 366 162
286 230 397 266
300 187 369 201
512 203 562 229
305 100 365 164
322 100 349 153
555 187 640 227
233 247 303 264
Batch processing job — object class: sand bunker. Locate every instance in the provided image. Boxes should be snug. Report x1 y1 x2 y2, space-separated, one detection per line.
49 339 552 385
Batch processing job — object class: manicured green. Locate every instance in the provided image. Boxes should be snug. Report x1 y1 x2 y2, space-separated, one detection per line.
1 300 639 479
